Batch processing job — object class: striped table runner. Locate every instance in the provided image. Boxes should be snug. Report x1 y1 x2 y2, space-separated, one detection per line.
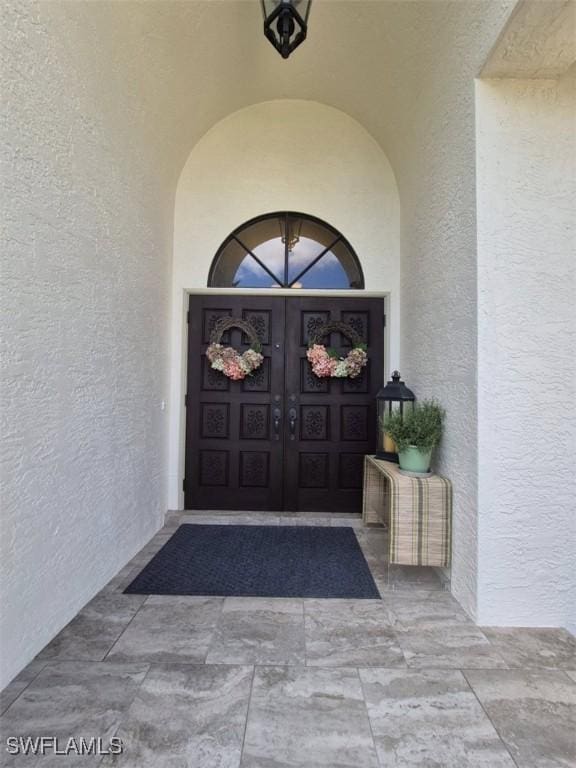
362 456 452 567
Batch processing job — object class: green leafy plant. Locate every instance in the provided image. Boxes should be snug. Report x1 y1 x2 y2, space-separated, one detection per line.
383 399 444 453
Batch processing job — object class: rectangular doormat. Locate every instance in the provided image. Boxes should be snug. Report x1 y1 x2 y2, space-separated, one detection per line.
125 524 380 599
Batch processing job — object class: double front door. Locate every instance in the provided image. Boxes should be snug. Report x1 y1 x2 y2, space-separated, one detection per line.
185 295 384 513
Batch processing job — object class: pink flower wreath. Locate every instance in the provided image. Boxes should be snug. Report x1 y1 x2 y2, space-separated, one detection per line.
206 317 264 381
307 344 367 378
306 322 368 379
206 344 263 381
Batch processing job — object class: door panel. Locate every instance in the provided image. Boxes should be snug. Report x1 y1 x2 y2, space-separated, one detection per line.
283 297 384 513
185 295 285 510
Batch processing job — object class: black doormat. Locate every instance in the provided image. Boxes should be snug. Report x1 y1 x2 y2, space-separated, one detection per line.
124 524 380 599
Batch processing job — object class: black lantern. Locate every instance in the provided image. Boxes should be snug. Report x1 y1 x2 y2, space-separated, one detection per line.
376 371 415 461
262 0 312 59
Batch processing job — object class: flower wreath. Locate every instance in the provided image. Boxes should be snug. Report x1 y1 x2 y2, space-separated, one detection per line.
206 317 264 381
307 321 368 379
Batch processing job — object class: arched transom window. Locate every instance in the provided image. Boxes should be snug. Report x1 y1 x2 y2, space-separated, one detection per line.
208 212 364 289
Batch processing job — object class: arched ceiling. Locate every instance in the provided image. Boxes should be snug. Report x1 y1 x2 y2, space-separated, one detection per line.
51 0 516 189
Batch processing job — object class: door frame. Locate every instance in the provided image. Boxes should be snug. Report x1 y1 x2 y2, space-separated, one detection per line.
174 288 392 511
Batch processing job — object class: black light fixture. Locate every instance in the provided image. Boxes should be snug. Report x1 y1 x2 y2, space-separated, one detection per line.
279 216 303 252
375 371 415 462
262 0 312 59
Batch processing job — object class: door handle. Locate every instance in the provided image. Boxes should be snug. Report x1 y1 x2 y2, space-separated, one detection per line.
288 407 298 441
273 407 282 440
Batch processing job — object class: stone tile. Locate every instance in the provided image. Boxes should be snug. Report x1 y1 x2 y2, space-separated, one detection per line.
279 515 331 526
481 627 576 669
354 533 390 582
360 668 516 767
0 662 49 715
0 682 28 717
378 564 443 592
396 623 508 669
388 591 472 629
103 564 141 594
331 516 363 529
0 661 148 767
279 512 333 520
106 596 223 664
566 670 576 683
143 531 174 549
388 587 454 601
241 666 379 767
144 526 173 549
354 534 443 593
465 669 576 768
180 514 281 526
36 592 147 661
123 554 156 574
102 664 253 768
206 598 305 665
183 510 278 515
10 661 50 686
328 513 359 520
100 534 174 594
355 527 388 539
160 518 182 533
304 599 405 668
355 529 389 555
126 535 174 569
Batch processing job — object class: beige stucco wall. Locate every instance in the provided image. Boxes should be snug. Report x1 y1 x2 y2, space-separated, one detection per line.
1 2 171 687
386 38 505 618
476 70 576 632
169 100 401 509
347 1 514 619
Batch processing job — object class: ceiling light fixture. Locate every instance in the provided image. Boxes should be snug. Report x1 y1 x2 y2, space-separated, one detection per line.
261 0 312 59
279 216 303 252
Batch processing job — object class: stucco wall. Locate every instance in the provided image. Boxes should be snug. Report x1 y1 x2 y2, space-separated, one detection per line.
398 114 479 616
0 2 170 686
476 71 576 631
169 100 400 509
374 2 516 618
389 54 485 617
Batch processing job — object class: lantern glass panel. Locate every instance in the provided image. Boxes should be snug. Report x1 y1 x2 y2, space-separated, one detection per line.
377 399 385 454
375 371 415 460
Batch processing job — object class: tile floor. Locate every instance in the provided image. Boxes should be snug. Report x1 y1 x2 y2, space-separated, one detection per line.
1 511 575 767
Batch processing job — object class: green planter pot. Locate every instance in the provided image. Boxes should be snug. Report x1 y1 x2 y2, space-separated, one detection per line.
398 445 433 474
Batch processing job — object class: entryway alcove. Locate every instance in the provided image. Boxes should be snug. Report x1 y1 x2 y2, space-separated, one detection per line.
169 100 401 514
5 3 575 760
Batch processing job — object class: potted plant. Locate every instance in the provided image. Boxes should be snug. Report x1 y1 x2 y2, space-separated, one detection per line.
382 399 444 474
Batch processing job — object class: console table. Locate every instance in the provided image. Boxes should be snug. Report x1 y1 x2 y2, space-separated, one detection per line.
362 456 452 567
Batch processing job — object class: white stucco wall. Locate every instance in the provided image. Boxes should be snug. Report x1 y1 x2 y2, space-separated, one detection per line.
1 3 171 687
397 115 480 616
169 100 400 509
476 71 576 631
387 31 504 617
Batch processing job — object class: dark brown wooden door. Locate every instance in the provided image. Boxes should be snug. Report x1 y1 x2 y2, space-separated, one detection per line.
185 296 286 510
283 297 384 512
185 295 384 512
